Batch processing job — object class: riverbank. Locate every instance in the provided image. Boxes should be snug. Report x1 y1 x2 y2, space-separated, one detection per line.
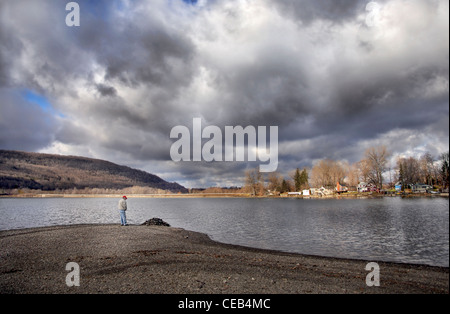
1 224 448 294
1 192 448 198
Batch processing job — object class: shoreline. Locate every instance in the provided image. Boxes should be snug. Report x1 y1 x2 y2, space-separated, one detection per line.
1 224 448 294
1 192 448 198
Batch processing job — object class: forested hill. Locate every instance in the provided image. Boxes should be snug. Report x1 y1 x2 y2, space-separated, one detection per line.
0 150 187 193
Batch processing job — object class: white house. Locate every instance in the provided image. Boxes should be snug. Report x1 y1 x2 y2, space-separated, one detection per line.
357 182 377 192
411 184 432 193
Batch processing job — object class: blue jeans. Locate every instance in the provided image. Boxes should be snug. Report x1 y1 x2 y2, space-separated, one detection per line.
119 210 127 225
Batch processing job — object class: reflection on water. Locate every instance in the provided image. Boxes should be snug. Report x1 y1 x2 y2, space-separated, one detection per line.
0 196 448 267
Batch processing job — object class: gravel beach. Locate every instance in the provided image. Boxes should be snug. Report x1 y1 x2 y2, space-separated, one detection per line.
0 224 448 294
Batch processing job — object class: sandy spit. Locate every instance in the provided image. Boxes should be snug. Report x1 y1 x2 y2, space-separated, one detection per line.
0 224 448 294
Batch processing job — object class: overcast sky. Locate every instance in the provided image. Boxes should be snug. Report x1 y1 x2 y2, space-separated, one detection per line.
0 0 448 188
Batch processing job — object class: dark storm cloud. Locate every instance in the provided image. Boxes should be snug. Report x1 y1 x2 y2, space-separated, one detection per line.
272 0 366 25
0 26 22 88
57 0 200 141
71 0 197 90
95 83 117 97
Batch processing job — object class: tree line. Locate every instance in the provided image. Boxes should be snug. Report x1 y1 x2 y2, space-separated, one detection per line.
245 146 450 195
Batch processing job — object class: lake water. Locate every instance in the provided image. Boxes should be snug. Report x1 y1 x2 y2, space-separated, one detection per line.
0 197 448 267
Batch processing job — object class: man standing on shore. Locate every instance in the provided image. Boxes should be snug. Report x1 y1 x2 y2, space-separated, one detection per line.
118 196 128 226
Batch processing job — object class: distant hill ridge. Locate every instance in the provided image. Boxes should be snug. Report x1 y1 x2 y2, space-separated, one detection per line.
0 150 187 193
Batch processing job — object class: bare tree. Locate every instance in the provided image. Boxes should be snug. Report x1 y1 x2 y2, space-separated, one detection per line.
310 159 332 187
245 168 265 196
267 172 283 193
396 156 420 186
310 159 346 187
330 161 346 186
419 152 435 186
346 162 361 187
363 145 390 190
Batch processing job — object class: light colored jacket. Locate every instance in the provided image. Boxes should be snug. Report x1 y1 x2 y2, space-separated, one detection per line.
118 199 127 211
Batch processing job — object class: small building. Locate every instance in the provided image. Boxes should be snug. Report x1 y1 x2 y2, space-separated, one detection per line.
411 184 433 193
336 182 348 193
357 182 368 192
312 186 334 196
357 182 377 193
302 189 310 196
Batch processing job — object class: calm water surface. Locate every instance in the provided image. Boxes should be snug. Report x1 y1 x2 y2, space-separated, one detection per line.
0 197 448 267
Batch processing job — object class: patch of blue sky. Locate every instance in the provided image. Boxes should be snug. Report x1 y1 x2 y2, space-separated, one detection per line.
21 90 65 118
180 0 213 10
176 0 212 13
